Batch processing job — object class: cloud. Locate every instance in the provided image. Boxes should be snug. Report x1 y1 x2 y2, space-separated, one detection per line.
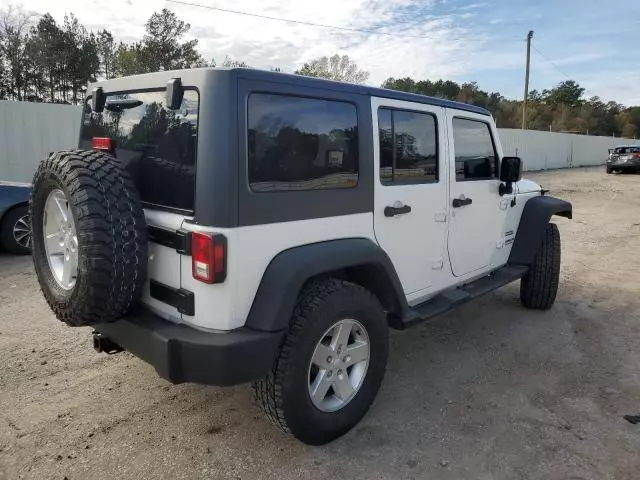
8 0 640 105
11 0 498 86
456 2 488 11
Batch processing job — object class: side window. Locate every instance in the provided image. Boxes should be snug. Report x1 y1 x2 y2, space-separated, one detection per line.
378 108 438 184
248 93 358 192
452 117 498 181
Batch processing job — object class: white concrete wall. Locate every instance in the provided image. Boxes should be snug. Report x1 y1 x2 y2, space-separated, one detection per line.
498 128 637 172
0 100 82 183
1 101 638 182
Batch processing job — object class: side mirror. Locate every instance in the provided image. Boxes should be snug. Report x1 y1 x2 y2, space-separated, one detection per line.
499 156 522 196
166 78 184 110
91 87 106 113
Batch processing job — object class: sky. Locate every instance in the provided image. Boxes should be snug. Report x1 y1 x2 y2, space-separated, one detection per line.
5 0 640 105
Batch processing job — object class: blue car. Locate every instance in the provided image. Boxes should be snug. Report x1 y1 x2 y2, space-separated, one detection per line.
0 182 32 254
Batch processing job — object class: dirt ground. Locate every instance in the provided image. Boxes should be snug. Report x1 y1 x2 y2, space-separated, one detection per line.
2 166 640 480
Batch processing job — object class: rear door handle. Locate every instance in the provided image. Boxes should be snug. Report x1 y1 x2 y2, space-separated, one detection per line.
452 197 473 208
384 204 412 217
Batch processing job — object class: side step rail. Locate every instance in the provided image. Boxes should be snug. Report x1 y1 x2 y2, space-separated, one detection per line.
398 265 529 329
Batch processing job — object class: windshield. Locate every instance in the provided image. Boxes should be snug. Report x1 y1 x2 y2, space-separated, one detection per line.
80 90 199 213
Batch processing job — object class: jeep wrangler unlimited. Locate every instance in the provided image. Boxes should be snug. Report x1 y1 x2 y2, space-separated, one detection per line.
30 68 572 445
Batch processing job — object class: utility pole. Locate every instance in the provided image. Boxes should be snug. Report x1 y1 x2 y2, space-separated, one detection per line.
521 30 534 130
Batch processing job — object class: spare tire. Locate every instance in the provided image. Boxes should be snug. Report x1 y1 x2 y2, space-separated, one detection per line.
30 150 148 326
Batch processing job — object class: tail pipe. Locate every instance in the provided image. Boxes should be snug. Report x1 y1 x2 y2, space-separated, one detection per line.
92 332 124 354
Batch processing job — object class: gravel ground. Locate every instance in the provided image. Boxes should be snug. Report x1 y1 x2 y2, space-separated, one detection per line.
2 166 640 480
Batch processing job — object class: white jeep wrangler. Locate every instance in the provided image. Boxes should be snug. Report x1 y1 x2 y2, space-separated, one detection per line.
30 68 572 445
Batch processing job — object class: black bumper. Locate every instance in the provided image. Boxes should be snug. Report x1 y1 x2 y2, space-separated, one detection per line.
94 309 283 386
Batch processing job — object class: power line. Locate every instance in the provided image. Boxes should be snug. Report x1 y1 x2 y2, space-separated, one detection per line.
165 0 524 43
531 45 574 80
532 45 598 97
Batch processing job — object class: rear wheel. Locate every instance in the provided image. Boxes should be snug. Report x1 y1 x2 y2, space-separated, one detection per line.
0 205 31 254
520 223 561 310
30 150 148 326
253 279 389 445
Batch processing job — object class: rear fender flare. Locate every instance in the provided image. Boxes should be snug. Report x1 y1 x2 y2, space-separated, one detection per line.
244 238 408 332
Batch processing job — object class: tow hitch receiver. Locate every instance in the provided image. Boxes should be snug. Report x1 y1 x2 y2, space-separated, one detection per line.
92 332 124 354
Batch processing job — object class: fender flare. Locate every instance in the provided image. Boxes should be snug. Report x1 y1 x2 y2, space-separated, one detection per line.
508 195 572 266
244 238 408 332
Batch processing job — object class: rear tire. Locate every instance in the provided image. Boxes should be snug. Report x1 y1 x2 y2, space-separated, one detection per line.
520 223 561 310
0 205 31 254
253 279 389 445
30 150 148 326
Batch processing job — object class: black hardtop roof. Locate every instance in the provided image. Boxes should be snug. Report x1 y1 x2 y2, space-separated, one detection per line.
88 67 491 117
235 68 491 116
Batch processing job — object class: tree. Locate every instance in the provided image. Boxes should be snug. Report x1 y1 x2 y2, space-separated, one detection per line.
112 42 143 77
545 80 585 108
97 29 117 79
138 8 204 72
0 4 37 100
27 14 64 102
210 55 248 68
295 54 369 84
61 14 100 103
109 9 206 76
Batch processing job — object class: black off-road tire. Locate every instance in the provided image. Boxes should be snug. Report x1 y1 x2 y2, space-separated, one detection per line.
253 279 389 445
606 165 613 174
30 150 148 326
520 223 561 310
0 205 31 254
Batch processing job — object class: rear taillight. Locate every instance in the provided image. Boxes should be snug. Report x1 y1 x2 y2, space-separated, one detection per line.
634 153 640 159
92 137 114 152
191 232 227 284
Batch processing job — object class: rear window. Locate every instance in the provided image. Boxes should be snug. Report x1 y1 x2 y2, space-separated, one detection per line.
80 90 199 212
614 146 640 154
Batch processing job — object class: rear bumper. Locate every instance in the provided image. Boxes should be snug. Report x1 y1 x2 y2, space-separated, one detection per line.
95 309 283 386
608 161 640 172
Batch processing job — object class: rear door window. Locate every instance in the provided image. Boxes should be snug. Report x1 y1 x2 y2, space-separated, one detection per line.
80 90 199 212
378 107 438 184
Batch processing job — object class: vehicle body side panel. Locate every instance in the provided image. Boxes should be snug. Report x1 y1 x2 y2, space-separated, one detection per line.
180 213 376 331
0 183 31 219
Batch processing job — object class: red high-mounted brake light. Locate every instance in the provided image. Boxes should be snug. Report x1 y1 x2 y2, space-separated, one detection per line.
91 137 114 152
191 232 227 284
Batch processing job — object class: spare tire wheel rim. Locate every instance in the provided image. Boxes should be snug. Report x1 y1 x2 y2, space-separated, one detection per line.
13 213 31 249
308 318 370 412
43 189 78 290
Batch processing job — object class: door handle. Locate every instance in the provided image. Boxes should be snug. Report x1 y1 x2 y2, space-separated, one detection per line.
452 196 473 208
384 203 412 217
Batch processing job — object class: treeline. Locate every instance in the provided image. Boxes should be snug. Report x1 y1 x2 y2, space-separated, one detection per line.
0 7 244 103
382 77 640 137
1 5 638 138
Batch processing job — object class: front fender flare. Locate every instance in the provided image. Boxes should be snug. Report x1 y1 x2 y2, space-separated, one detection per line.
509 195 572 266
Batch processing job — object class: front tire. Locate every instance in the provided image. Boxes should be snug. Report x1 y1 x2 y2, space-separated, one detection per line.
253 279 389 445
520 223 561 310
